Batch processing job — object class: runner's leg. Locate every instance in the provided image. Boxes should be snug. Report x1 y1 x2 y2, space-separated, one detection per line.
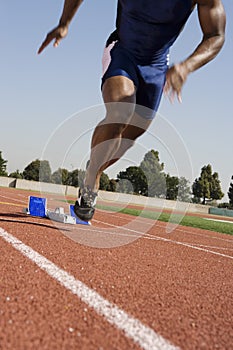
84 75 136 191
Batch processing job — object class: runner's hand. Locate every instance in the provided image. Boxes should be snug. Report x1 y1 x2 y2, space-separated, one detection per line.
38 24 68 54
164 63 189 103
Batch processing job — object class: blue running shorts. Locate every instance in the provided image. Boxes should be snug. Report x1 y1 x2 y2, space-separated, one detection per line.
102 42 169 120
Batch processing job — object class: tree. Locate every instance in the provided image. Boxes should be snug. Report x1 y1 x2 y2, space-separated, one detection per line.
0 151 8 176
107 179 117 192
228 176 233 208
8 170 23 179
140 150 166 197
67 169 86 188
166 174 179 200
117 166 147 195
192 164 224 204
40 160 52 182
210 171 224 201
23 159 51 182
23 160 40 181
99 172 110 190
51 168 69 185
192 178 202 203
67 169 79 187
177 177 191 202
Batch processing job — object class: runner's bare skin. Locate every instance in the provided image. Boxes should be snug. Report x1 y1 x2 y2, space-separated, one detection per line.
38 0 225 220
164 0 226 103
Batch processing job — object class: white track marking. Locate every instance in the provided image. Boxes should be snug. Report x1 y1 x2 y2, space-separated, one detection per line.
204 218 233 224
0 194 27 204
188 244 233 251
0 227 179 350
92 219 233 260
1 213 232 259
0 213 233 260
174 227 233 244
1 192 233 244
96 211 233 244
1 193 232 258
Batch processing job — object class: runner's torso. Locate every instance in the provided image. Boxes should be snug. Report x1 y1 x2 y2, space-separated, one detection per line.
117 0 193 62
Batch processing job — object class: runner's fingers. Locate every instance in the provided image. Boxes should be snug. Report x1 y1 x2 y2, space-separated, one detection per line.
169 90 175 104
163 80 170 95
164 86 182 104
38 34 54 54
177 91 182 103
38 41 48 54
54 38 61 47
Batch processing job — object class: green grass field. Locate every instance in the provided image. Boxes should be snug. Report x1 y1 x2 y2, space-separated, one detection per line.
96 204 233 236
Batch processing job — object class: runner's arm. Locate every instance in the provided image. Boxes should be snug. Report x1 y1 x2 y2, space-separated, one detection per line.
183 0 226 73
38 0 84 54
164 0 226 102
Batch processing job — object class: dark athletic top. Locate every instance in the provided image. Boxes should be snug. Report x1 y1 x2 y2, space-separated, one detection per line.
107 0 193 62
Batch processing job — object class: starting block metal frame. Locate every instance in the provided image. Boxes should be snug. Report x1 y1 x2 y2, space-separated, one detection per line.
24 196 90 225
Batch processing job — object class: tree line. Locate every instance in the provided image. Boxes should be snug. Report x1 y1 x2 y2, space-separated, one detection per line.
1 150 233 207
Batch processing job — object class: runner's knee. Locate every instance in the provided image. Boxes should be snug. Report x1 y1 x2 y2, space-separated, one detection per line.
103 76 135 102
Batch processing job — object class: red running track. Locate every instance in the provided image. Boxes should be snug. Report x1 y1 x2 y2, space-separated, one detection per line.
0 187 233 350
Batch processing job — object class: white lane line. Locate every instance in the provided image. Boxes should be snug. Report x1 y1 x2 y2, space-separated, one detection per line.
1 193 233 244
0 227 179 350
95 211 233 244
1 214 233 260
98 210 233 244
91 219 233 260
75 223 233 253
0 194 27 204
204 218 233 224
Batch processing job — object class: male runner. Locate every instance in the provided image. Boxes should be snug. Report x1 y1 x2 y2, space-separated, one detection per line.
38 0 226 221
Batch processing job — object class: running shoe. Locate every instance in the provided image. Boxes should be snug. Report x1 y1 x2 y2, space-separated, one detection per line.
74 186 98 221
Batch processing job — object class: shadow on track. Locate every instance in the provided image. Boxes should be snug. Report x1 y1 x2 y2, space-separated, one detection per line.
0 212 71 232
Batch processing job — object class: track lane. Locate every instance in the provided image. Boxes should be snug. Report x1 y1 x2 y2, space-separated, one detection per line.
0 228 178 350
1 188 233 349
0 235 145 350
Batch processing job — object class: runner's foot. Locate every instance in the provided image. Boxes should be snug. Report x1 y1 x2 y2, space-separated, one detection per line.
74 186 98 221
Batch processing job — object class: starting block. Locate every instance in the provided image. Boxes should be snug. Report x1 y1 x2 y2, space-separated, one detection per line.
47 207 76 225
25 196 47 217
70 205 90 225
24 196 90 225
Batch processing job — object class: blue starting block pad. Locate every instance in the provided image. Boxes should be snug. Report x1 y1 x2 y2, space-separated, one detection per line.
24 196 90 225
28 196 47 217
70 205 90 225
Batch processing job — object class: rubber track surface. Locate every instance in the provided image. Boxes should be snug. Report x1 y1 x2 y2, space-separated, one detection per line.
0 187 233 350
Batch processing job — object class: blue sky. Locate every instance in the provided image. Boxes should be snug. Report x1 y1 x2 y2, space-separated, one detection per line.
1 1 233 200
